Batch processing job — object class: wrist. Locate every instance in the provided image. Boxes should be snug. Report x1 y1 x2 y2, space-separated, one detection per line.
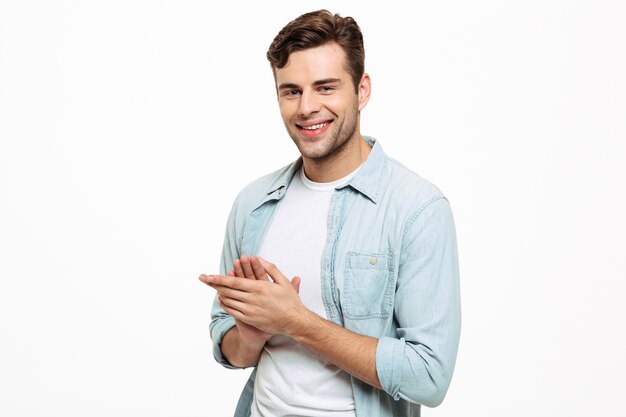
222 327 265 368
283 307 319 339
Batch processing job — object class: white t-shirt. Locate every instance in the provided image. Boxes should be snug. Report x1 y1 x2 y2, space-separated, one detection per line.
251 166 359 417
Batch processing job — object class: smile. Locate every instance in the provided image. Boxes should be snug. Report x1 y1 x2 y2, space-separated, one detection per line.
297 120 333 138
301 122 328 130
297 121 332 138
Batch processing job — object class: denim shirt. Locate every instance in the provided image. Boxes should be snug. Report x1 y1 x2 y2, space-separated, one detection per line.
210 138 461 417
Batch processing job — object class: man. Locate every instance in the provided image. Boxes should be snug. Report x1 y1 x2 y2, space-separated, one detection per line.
199 9 461 417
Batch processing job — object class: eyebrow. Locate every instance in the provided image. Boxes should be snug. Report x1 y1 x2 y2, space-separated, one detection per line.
278 78 342 90
313 78 342 86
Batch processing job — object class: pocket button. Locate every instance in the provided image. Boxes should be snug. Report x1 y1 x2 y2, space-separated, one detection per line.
369 256 378 265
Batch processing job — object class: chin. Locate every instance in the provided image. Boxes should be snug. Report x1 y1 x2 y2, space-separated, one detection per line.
296 144 330 160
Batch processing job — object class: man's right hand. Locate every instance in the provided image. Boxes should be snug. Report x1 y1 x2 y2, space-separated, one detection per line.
228 255 274 347
200 255 301 367
229 255 302 345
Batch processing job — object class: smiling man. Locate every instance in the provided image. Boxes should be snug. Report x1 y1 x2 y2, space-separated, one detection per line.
200 10 461 417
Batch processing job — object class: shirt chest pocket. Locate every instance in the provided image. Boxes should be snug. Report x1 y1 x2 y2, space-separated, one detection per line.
342 252 394 320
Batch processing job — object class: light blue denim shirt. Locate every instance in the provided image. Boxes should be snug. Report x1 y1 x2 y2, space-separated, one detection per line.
210 138 461 417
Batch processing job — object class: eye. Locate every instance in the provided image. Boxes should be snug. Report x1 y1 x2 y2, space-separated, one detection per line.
318 86 334 94
283 89 301 97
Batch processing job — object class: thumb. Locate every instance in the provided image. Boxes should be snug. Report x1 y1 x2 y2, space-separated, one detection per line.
290 276 301 294
261 260 290 286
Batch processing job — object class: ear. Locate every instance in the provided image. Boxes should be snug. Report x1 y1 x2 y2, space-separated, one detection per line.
357 73 371 111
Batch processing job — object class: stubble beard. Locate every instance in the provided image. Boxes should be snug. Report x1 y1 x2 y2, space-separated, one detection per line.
287 106 359 164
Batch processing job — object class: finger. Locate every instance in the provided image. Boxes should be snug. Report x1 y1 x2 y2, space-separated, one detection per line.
218 295 261 328
213 286 250 302
227 270 235 277
218 297 248 322
250 256 269 281
218 291 251 308
290 276 301 294
199 274 215 286
260 261 290 286
233 259 245 278
240 255 255 279
204 275 256 292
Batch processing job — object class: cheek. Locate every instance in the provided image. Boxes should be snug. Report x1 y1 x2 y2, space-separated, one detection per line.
324 95 356 116
279 101 297 122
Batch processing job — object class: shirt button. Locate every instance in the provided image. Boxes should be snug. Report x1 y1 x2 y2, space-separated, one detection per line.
369 256 377 265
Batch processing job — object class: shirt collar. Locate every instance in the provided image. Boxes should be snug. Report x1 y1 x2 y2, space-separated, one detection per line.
265 158 303 200
265 136 387 204
338 136 386 204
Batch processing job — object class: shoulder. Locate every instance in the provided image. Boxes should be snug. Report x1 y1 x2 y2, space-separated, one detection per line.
382 154 447 213
378 156 456 247
359 138 447 213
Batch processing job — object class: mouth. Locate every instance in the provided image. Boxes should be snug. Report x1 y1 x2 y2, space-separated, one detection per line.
296 120 333 138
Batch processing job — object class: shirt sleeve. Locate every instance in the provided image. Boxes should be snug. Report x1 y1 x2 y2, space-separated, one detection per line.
209 196 240 369
375 196 461 407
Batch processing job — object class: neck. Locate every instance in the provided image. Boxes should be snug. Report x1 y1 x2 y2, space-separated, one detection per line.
302 134 371 183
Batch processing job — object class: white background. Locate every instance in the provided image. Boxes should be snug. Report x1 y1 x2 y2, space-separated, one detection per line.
1 1 624 416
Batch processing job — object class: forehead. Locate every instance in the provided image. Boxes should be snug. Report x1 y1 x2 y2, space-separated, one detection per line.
275 42 349 85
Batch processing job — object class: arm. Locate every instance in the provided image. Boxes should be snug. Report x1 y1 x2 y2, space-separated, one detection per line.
219 325 264 368
205 197 460 404
275 198 460 401
279 298 383 389
218 257 272 368
208 196 265 369
203 259 382 388
375 197 461 406
205 255 302 368
208 197 239 368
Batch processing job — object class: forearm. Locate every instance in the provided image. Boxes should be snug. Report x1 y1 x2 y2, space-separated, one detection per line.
220 326 264 368
288 309 382 390
208 262 382 387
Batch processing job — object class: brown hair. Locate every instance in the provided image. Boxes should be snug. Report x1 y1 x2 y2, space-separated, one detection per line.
266 10 365 92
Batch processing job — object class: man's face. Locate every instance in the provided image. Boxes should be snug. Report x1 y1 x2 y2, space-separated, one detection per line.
275 43 367 162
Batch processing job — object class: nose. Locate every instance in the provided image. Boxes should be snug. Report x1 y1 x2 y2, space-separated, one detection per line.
297 89 321 117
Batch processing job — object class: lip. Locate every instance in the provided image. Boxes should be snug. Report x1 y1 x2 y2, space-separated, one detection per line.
296 120 333 138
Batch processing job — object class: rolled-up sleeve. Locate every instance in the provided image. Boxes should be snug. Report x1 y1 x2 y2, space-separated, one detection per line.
376 196 461 407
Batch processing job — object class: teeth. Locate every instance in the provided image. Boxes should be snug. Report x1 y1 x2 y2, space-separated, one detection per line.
302 122 327 130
